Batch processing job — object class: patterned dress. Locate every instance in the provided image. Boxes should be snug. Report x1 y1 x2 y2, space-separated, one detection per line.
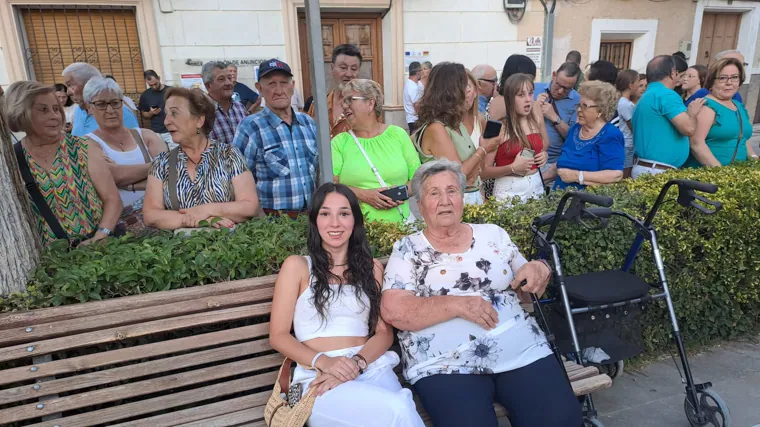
382 223 551 385
23 134 103 245
149 140 249 210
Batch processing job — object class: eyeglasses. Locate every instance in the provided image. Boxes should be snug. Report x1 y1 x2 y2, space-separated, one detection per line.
553 81 574 92
478 78 497 84
717 75 741 84
576 103 598 111
342 96 369 105
92 99 123 110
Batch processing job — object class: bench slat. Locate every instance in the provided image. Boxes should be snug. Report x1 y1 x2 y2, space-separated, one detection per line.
110 393 267 427
176 406 265 427
567 366 602 382
0 288 274 346
0 303 271 364
571 374 613 395
0 338 272 406
26 372 278 427
0 354 283 423
0 323 269 387
0 277 276 331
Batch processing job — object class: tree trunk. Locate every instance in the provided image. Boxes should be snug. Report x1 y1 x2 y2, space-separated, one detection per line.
0 107 42 295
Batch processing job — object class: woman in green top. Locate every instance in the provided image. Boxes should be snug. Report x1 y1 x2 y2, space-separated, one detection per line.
413 62 501 205
687 57 758 167
332 79 421 222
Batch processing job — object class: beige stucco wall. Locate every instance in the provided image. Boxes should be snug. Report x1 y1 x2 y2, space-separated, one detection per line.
552 0 697 70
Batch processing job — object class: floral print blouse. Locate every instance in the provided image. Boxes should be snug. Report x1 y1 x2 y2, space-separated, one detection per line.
382 223 551 384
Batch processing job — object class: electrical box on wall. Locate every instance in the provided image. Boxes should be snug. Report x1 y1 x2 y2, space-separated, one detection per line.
679 40 692 59
503 0 526 9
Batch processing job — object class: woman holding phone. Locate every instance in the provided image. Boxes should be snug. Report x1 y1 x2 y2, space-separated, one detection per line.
332 79 421 223
482 74 548 204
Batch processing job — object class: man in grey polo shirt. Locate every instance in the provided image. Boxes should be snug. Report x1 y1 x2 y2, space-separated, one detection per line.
534 61 582 182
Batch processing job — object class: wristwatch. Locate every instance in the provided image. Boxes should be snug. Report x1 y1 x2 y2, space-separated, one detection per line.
552 116 562 126
98 227 112 236
352 354 368 374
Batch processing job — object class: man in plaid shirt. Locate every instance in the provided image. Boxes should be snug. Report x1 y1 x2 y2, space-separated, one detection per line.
203 61 248 145
233 59 318 215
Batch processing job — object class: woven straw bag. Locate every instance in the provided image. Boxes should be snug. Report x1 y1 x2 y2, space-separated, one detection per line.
264 358 318 426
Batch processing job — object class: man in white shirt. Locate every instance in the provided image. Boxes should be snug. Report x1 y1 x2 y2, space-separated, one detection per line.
404 61 423 134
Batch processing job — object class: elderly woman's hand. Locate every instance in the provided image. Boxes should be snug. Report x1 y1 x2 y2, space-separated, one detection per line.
455 296 500 329
557 168 580 183
511 261 552 296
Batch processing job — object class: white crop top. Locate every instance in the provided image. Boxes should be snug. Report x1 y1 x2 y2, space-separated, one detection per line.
293 256 371 342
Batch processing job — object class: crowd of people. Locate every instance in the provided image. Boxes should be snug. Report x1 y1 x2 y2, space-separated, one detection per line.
1 40 757 427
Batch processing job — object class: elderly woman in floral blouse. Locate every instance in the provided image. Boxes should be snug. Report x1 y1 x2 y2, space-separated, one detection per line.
381 159 581 427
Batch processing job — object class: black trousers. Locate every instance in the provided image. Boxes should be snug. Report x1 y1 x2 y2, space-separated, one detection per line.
408 122 418 136
413 355 582 427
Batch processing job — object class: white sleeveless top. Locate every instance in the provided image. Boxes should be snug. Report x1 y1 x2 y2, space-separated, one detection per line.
470 115 482 148
293 256 371 342
87 128 150 207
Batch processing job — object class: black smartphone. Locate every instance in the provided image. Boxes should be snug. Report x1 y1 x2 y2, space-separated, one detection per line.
150 104 159 110
380 185 409 202
483 120 502 139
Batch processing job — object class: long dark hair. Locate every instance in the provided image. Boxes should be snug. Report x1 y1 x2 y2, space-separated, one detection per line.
53 83 73 107
416 62 468 129
307 183 380 335
498 54 536 93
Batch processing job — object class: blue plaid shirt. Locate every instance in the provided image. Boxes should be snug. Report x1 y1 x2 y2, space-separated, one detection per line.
233 107 318 210
209 100 247 145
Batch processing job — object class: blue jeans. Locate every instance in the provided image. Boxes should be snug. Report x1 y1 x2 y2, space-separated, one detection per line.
413 355 581 427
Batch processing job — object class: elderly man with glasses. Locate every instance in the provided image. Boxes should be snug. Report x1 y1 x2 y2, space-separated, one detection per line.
533 61 582 182
471 64 497 114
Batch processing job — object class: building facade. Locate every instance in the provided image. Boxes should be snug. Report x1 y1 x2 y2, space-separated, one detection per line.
552 0 760 122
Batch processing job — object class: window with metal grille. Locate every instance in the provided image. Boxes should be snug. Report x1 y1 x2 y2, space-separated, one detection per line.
599 41 632 70
15 5 145 104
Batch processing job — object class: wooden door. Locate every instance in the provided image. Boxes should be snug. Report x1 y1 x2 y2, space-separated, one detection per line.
298 14 383 101
599 41 632 70
697 13 741 66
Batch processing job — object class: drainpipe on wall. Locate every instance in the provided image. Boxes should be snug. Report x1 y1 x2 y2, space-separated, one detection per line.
539 0 557 81
304 0 333 185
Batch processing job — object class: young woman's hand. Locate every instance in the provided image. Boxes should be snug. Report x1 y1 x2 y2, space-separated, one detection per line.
533 151 548 168
314 355 360 382
511 155 533 176
309 373 345 396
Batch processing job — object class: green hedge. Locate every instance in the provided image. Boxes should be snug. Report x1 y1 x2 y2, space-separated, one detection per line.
2 162 759 354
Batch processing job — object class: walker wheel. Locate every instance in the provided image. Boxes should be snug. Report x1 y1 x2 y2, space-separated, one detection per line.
684 389 731 427
583 417 605 427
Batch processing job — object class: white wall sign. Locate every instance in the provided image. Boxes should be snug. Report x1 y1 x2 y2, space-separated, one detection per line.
526 36 543 68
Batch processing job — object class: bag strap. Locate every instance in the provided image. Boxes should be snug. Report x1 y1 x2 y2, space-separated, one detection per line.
348 131 406 219
167 147 180 211
128 128 151 163
731 105 743 164
14 142 69 241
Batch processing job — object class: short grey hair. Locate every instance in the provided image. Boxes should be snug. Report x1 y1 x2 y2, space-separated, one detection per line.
715 50 742 60
411 159 467 202
422 61 433 70
471 64 494 80
227 63 238 71
62 62 101 84
202 61 228 84
83 77 123 104
341 79 383 117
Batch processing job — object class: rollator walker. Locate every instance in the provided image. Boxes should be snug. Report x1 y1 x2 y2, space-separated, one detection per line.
526 179 730 427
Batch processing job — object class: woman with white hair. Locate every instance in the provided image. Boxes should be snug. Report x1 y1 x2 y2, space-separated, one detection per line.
2 81 122 246
84 77 167 208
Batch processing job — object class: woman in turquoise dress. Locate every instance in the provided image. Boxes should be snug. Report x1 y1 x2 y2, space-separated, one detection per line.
686 57 758 167
332 79 421 222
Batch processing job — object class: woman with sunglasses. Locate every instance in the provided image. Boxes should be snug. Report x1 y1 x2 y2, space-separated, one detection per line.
684 57 757 167
554 81 625 190
83 77 167 209
332 79 421 223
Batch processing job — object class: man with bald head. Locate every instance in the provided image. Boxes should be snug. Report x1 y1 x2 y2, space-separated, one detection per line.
685 50 746 106
631 55 705 178
472 64 497 114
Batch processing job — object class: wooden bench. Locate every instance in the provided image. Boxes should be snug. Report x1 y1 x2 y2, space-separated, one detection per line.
0 273 611 426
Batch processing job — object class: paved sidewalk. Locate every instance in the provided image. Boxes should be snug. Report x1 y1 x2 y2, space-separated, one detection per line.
496 336 760 427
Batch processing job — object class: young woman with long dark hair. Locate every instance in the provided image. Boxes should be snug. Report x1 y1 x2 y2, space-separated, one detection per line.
482 74 548 204
269 183 424 427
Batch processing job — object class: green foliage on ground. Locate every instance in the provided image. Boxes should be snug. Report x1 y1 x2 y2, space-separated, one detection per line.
2 162 759 354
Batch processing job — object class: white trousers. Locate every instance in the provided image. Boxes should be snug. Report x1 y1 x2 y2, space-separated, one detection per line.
493 173 543 205
631 158 676 179
292 346 425 427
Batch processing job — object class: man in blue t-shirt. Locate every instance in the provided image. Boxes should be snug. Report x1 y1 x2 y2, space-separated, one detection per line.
534 61 582 182
631 55 705 179
63 62 139 137
227 64 260 113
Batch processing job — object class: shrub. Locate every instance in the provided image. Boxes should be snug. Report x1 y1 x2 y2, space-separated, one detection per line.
2 162 759 354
